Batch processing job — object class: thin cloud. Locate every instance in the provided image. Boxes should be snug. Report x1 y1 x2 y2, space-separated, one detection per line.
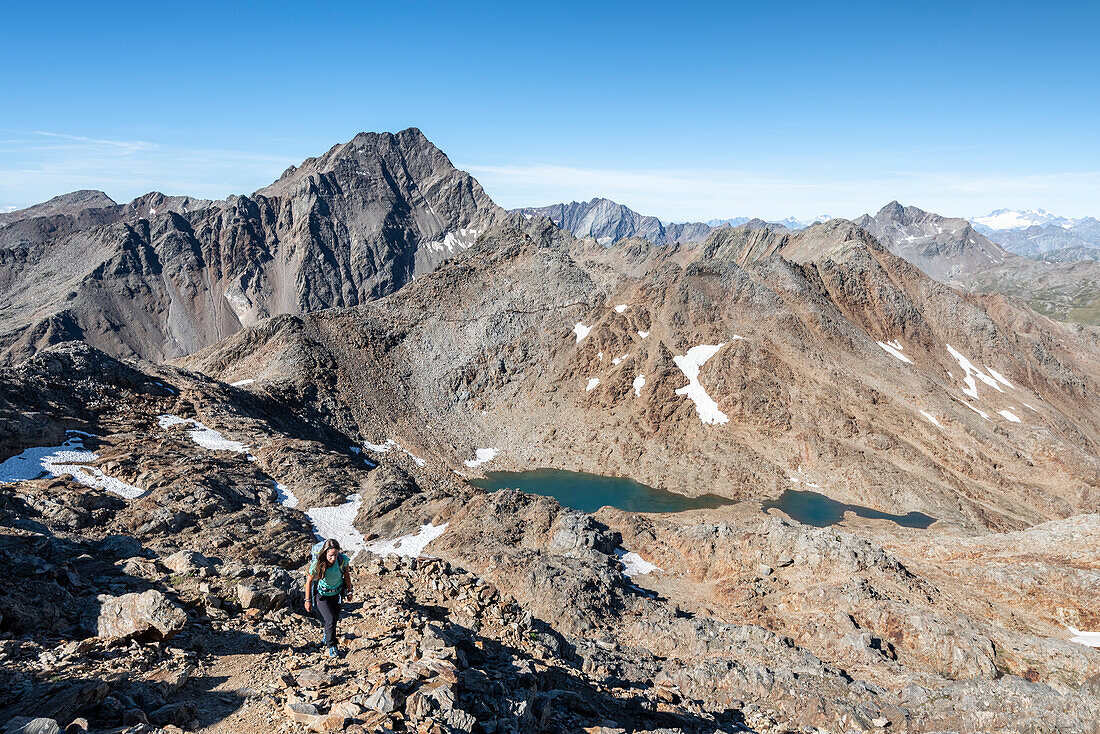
462 162 1100 221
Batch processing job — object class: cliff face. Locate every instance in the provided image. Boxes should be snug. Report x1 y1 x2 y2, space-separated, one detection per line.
0 128 503 363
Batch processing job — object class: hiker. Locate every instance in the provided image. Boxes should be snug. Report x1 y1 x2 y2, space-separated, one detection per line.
304 538 353 658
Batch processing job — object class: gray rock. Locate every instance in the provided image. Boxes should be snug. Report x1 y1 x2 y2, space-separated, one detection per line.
3 718 61 734
96 590 186 641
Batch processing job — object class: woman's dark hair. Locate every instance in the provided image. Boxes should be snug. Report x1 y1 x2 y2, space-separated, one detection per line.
310 538 341 578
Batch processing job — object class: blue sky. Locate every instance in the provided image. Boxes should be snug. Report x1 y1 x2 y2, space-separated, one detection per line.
2 0 1098 221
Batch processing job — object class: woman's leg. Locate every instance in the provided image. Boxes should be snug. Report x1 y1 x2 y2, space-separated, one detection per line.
317 596 340 647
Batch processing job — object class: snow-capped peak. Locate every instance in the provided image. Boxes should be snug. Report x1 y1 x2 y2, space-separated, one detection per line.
971 209 1071 231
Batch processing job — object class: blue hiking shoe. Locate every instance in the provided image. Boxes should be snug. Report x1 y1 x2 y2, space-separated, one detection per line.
326 645 338 659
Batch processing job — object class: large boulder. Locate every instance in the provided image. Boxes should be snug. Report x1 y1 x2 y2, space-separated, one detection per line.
95 590 186 641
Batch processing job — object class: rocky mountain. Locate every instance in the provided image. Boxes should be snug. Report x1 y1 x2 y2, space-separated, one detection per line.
2 210 1099 731
514 198 714 246
853 201 1010 280
4 133 1100 732
0 128 503 364
857 202 1100 325
969 209 1100 263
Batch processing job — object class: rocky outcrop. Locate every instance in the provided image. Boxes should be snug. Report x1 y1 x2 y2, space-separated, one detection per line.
0 128 503 364
95 590 186 641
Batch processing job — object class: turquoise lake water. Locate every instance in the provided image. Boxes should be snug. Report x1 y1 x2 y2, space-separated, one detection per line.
469 469 732 514
471 469 936 528
763 489 936 528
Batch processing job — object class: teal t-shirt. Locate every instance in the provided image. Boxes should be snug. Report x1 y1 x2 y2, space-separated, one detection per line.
314 553 349 596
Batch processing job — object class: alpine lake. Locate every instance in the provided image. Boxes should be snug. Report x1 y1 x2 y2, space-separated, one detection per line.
470 469 936 528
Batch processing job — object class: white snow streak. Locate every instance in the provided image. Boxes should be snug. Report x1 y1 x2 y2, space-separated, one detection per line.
918 410 942 428
586 378 600 392
366 523 449 558
464 448 498 467
986 367 1015 389
673 344 728 425
632 375 645 396
611 354 629 366
614 304 628 313
946 345 1003 400
230 378 256 386
997 409 1021 423
1068 626 1100 648
877 341 913 364
952 396 991 420
362 439 425 466
573 323 592 342
157 415 250 453
274 481 299 509
0 432 144 499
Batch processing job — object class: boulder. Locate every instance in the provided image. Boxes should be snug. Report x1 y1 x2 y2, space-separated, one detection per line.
363 686 398 714
236 583 287 612
3 719 60 734
162 550 214 576
96 590 186 641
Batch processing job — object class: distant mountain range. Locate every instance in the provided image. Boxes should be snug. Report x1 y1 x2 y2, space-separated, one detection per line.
969 209 1100 262
512 199 831 246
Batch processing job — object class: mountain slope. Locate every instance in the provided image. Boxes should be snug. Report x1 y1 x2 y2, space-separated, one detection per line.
857 202 1100 325
182 216 1100 532
0 128 503 364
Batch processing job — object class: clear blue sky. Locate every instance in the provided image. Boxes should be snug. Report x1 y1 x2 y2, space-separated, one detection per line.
2 0 1098 221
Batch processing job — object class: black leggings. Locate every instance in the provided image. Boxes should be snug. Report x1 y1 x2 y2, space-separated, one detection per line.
315 595 341 646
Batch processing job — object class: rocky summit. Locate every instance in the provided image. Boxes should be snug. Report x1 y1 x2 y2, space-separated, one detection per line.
1 130 1099 734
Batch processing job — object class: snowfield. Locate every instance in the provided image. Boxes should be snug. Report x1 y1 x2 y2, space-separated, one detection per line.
366 523 449 558
0 431 144 499
633 374 645 396
673 344 729 425
573 322 592 342
306 494 368 554
157 414 250 453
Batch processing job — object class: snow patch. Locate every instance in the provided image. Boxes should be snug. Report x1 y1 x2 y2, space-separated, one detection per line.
611 354 629 366
673 344 728 425
985 367 1014 389
615 548 661 577
274 481 299 509
464 448 498 467
157 414 250 453
1068 626 1100 648
586 378 600 392
573 322 592 342
632 375 645 396
362 439 425 466
230 378 255 387
946 345 1003 400
0 431 144 499
952 396 991 420
614 304 628 313
637 331 650 339
918 410 942 428
366 523 449 558
877 341 913 364
997 409 1021 423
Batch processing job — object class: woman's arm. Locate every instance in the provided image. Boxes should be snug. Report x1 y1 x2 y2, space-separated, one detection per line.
304 573 316 611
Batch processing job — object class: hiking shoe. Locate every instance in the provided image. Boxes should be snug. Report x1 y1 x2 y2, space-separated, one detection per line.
326 645 338 658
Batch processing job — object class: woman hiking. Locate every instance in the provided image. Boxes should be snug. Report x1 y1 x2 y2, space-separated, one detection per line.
304 538 353 658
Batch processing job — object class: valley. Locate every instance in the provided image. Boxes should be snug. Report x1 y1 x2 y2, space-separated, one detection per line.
1 130 1099 734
